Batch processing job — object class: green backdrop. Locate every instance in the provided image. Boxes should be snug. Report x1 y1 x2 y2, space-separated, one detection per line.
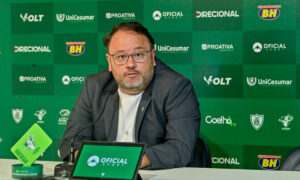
0 0 299 170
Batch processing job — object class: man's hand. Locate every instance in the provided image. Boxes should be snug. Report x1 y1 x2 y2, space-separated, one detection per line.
140 155 151 168
74 150 78 159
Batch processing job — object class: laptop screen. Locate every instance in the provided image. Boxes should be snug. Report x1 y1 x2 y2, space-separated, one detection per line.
71 141 146 180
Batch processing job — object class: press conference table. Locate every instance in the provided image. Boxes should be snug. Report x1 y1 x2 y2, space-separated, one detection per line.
1 158 300 180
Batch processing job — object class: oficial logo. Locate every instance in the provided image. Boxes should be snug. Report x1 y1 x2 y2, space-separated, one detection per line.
204 76 232 86
196 10 239 18
20 13 44 22
106 12 135 20
258 155 281 170
14 46 51 53
257 5 281 20
56 13 95 22
202 44 234 52
154 44 189 53
58 109 71 126
278 114 293 131
152 10 183 21
87 155 128 167
252 42 286 53
247 77 292 87
212 157 240 165
62 75 85 85
205 115 236 127
66 42 85 56
12 109 23 124
19 76 47 84
34 109 47 124
250 114 264 130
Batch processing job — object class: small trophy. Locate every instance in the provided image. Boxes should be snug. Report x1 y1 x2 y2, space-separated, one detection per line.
11 123 52 179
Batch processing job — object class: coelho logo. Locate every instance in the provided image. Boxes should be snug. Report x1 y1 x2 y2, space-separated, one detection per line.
258 155 281 169
66 42 85 56
258 5 281 20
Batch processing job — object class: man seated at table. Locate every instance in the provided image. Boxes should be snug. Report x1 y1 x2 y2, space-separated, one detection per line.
59 22 201 169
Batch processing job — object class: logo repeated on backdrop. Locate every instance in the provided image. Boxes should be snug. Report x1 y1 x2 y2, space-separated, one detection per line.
258 155 281 170
193 31 243 65
211 157 240 166
257 5 281 20
61 75 85 85
250 114 264 130
12 109 24 124
193 65 243 98
152 32 192 64
54 34 97 64
34 109 47 124
278 114 294 131
66 42 86 56
53 2 97 33
144 0 192 32
244 31 296 64
98 0 143 32
14 46 51 53
58 109 71 126
12 65 54 95
205 115 236 127
244 66 296 99
193 0 242 30
11 3 53 33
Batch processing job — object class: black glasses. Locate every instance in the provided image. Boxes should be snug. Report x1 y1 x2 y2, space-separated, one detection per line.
108 49 152 65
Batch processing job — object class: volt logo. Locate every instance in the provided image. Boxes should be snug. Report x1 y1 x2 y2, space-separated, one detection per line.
66 42 85 56
258 155 281 170
257 5 281 20
204 76 232 86
20 13 44 22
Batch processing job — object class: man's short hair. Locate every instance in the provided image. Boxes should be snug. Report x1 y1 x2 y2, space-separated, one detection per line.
103 22 154 52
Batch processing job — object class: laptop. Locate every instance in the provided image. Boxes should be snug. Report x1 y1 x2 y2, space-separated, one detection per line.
70 141 146 180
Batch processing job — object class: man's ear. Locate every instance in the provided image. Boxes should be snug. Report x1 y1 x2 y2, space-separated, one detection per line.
106 54 112 72
151 49 156 66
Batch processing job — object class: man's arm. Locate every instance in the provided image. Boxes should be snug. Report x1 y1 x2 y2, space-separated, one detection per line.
144 78 201 169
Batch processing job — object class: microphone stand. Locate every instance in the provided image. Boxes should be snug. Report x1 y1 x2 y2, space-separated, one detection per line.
54 95 110 177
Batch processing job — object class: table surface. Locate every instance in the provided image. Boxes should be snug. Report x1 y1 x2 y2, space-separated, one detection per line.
1 158 300 180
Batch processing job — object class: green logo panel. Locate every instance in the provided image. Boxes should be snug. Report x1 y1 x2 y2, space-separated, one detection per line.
199 99 245 145
205 143 243 169
12 34 54 64
244 31 296 64
244 65 296 99
193 65 243 98
97 33 109 65
193 0 243 31
144 0 192 32
243 0 296 30
54 65 98 96
11 3 53 34
12 65 54 95
98 0 144 33
193 31 243 65
54 2 97 33
54 33 98 64
152 32 192 64
242 99 299 146
243 145 294 170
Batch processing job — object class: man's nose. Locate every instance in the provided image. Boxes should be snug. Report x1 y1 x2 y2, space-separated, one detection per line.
125 55 137 68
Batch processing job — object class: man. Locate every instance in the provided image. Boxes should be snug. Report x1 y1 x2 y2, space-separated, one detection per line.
60 22 201 169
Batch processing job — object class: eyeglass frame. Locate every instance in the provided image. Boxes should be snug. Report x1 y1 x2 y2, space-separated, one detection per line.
107 48 153 65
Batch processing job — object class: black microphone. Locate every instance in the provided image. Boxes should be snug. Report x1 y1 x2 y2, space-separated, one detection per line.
54 95 110 177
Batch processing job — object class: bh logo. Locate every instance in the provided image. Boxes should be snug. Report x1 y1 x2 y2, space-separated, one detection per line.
66 42 86 56
258 155 281 170
257 5 281 20
87 155 100 167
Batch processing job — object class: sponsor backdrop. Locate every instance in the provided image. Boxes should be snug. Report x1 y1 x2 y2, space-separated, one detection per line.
0 0 299 170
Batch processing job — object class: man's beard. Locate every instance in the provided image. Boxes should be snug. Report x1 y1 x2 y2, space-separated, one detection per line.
113 66 154 94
